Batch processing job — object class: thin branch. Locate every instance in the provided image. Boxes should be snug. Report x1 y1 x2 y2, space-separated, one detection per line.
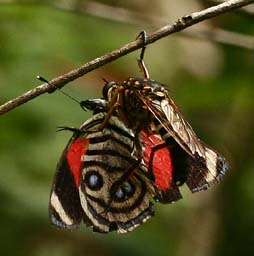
0 0 253 116
205 0 254 15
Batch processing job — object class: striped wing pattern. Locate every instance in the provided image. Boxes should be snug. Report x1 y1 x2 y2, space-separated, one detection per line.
49 112 155 233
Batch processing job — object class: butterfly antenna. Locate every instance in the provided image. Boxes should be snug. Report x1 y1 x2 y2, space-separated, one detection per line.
37 75 86 110
102 77 108 83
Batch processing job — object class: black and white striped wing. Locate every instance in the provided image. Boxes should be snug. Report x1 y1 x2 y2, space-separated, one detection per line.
49 112 155 233
78 113 155 233
49 134 86 229
136 92 229 192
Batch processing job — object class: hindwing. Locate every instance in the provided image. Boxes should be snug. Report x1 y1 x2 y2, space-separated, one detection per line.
139 131 182 203
49 112 155 233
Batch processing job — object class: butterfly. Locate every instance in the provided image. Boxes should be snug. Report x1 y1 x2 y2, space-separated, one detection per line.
94 31 228 192
49 31 229 234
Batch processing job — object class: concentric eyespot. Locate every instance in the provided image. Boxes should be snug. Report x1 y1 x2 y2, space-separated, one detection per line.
102 81 118 100
84 171 103 191
112 181 135 202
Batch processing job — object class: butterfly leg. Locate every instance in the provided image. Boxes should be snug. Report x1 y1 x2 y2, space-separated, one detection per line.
97 87 130 130
136 31 149 79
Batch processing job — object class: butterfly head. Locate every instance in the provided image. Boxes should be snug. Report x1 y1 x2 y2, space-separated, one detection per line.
102 81 120 101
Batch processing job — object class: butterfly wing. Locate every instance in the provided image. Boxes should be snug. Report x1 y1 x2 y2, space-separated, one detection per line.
49 133 88 229
78 113 155 233
136 91 229 192
140 131 182 203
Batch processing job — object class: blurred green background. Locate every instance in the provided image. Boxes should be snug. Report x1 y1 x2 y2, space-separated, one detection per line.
0 1 253 256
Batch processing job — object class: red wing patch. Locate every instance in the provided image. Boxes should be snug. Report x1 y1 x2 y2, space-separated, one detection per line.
66 138 89 187
141 132 173 190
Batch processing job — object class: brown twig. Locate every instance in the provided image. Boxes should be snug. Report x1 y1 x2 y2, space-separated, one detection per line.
205 0 254 15
0 0 253 116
